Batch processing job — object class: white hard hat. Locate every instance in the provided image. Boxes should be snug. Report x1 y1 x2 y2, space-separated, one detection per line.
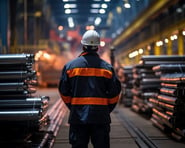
81 30 100 46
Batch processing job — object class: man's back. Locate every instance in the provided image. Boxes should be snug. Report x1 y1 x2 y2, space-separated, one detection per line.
59 51 121 124
58 29 121 148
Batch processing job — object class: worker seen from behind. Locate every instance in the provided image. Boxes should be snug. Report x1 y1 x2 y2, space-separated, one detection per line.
58 30 121 148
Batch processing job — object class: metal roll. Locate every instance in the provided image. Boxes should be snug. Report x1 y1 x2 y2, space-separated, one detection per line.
141 55 185 61
0 99 44 108
157 95 177 105
153 64 185 72
0 71 36 80
0 54 34 65
0 82 27 90
0 109 41 121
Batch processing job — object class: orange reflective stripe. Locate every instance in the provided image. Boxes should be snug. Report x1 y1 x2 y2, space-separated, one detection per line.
60 94 72 103
108 95 119 104
67 68 112 78
71 96 119 105
71 97 108 105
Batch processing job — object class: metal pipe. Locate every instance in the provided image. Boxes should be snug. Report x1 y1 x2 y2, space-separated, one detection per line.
0 54 34 65
0 71 36 79
0 109 41 121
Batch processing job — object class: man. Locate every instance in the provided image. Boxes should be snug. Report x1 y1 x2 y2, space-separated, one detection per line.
58 30 121 148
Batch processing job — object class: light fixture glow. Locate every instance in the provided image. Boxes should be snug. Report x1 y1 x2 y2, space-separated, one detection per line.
101 4 108 9
68 17 75 28
182 31 185 36
124 3 131 8
99 9 106 14
64 4 77 9
164 38 169 43
90 9 99 13
94 17 102 26
138 48 143 54
129 50 138 58
91 4 101 8
100 41 105 47
65 9 71 14
58 25 64 31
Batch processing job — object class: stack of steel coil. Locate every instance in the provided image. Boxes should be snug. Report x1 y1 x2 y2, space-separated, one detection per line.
131 63 160 117
131 55 185 117
150 63 185 141
0 54 50 142
121 66 133 107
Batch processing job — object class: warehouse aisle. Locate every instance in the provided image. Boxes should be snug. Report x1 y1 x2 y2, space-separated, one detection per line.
36 88 185 148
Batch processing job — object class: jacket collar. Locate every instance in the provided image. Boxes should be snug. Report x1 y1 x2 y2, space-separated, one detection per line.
79 51 99 57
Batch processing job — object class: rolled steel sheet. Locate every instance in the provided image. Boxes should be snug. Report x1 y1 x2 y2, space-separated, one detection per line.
0 99 45 108
0 86 36 93
141 55 185 61
0 109 40 121
160 73 185 83
0 82 26 89
140 84 160 90
0 71 36 80
160 88 176 96
157 95 177 105
152 108 171 121
0 65 32 71
158 101 175 111
140 78 161 84
161 83 183 89
140 61 184 67
151 117 167 132
0 54 34 65
153 64 185 73
152 113 173 129
140 73 159 78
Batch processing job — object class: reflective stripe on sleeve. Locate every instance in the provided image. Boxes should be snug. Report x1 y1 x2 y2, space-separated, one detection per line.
108 95 119 104
60 94 72 103
67 68 112 78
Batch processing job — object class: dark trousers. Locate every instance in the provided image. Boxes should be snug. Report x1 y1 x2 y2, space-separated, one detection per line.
69 124 110 148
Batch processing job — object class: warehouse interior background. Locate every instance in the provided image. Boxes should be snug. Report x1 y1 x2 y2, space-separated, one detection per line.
0 0 184 85
0 0 185 147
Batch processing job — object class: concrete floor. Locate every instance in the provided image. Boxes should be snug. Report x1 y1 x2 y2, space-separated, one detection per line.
36 88 185 148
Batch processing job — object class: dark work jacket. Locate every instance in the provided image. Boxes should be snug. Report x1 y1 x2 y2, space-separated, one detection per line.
58 51 121 124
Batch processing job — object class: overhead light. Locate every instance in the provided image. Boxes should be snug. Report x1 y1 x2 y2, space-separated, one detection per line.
176 8 182 13
123 0 131 8
100 41 105 47
124 3 131 8
182 31 185 36
101 4 108 9
65 9 71 14
91 4 101 8
116 6 122 14
94 17 102 26
99 9 106 14
68 17 75 28
164 38 169 43
156 41 163 46
173 35 178 39
58 25 64 31
138 48 143 54
63 0 77 2
129 50 138 58
64 4 77 9
90 9 99 13
104 0 111 2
